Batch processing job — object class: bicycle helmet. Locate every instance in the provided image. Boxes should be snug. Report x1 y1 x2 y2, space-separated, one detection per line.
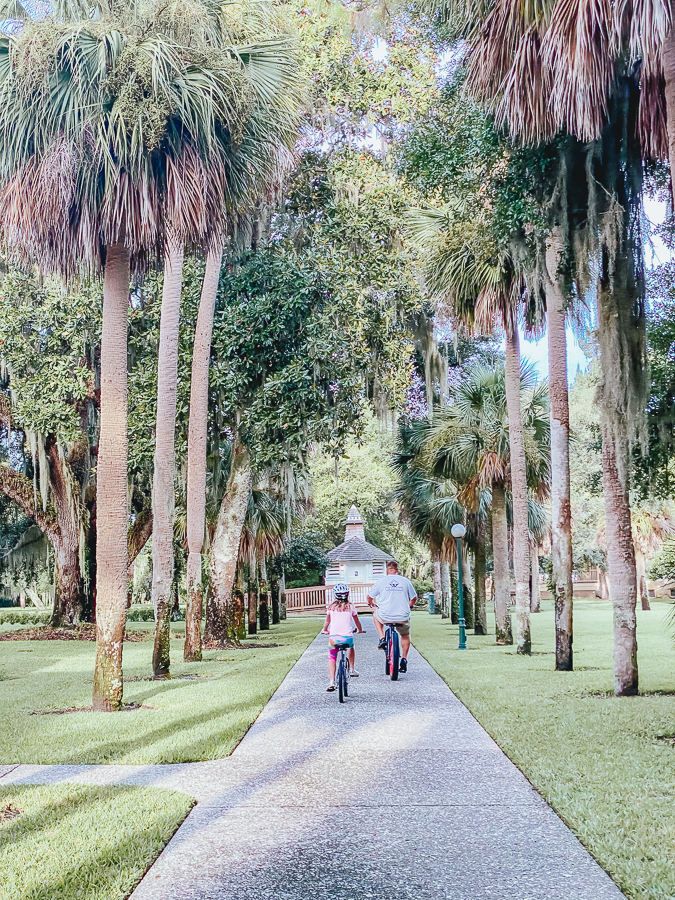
333 582 350 601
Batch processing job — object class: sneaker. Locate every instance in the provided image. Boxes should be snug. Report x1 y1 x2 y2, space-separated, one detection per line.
399 658 407 673
349 669 359 678
326 681 336 692
377 637 386 650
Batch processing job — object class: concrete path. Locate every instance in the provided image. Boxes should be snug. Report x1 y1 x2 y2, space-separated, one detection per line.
2 633 626 900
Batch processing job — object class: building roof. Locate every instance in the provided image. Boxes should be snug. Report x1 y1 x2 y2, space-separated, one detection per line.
343 504 365 525
327 536 394 563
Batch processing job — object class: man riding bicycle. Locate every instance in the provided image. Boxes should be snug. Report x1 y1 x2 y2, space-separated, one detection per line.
367 560 417 673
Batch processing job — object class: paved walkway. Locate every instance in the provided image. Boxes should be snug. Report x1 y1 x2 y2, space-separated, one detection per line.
2 633 625 900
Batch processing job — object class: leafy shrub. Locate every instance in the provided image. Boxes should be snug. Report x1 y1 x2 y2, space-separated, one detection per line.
0 609 50 625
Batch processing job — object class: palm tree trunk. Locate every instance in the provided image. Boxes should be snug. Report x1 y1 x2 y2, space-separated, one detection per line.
248 577 258 636
463 551 474 629
93 243 130 712
546 235 573 668
440 559 451 620
432 547 444 618
635 549 651 611
259 558 270 630
205 439 252 644
185 245 223 662
271 577 281 624
530 543 541 613
49 444 85 627
601 422 639 696
450 563 459 623
492 484 513 645
504 326 531 655
474 539 488 634
663 27 675 203
151 240 185 678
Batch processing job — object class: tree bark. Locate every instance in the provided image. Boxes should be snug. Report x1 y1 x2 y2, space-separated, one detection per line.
248 580 258 636
271 578 280 624
440 559 451 620
127 507 153 569
185 245 223 662
151 240 185 678
259 558 270 630
93 243 130 711
432 548 444 618
546 235 573 668
635 549 651 611
663 26 675 203
0 448 85 627
474 539 488 635
504 326 531 654
205 439 252 644
463 551 474 629
601 422 639 696
530 543 541 613
492 484 513 645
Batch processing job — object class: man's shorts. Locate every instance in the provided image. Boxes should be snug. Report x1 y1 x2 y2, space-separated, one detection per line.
374 612 410 636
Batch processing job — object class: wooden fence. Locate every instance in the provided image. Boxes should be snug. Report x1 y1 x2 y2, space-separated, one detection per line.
285 583 374 616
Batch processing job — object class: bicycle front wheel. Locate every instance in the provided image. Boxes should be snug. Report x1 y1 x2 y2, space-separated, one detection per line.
390 630 400 681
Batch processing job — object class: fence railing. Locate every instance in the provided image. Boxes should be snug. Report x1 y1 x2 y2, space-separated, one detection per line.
285 583 374 615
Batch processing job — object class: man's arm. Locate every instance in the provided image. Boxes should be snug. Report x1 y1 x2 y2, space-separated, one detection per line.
408 579 417 610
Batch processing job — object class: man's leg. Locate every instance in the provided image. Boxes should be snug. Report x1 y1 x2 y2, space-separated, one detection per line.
373 614 385 640
400 634 411 658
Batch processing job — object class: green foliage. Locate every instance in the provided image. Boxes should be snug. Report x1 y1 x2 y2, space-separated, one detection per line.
271 536 328 588
0 272 100 443
0 608 50 625
633 264 675 499
648 540 675 582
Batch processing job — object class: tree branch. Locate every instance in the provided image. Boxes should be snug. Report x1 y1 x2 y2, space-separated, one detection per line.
0 462 59 542
128 506 153 569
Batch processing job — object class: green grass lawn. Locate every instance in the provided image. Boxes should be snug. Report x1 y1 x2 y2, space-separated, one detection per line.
412 600 675 900
0 618 320 765
0 783 192 900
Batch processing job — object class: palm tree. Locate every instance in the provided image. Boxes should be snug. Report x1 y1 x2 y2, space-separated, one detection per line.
392 417 463 619
0 0 265 709
631 503 675 611
184 11 302 661
423 363 550 645
409 207 534 654
447 0 649 694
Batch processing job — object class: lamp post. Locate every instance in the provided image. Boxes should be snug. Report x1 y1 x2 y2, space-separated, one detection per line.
451 523 467 650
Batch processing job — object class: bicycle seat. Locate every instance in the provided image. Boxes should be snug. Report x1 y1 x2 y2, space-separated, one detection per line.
332 641 351 649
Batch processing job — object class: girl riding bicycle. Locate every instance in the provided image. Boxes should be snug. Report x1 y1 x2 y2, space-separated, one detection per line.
321 583 364 692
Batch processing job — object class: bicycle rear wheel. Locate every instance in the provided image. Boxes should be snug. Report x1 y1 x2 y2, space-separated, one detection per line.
390 629 400 681
338 656 346 703
384 633 391 675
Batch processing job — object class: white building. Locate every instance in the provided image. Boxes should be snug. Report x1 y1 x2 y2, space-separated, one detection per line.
324 505 393 586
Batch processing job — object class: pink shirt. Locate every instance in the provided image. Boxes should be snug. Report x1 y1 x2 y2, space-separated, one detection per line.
327 604 357 637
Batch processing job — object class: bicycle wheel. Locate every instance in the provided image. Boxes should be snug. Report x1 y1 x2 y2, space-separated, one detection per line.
390 629 400 681
344 662 349 697
384 631 391 675
338 655 346 703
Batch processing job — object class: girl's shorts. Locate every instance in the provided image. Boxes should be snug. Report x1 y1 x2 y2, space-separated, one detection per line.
328 635 353 659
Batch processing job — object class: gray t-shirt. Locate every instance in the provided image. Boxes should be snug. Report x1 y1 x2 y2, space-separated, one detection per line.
369 574 417 622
